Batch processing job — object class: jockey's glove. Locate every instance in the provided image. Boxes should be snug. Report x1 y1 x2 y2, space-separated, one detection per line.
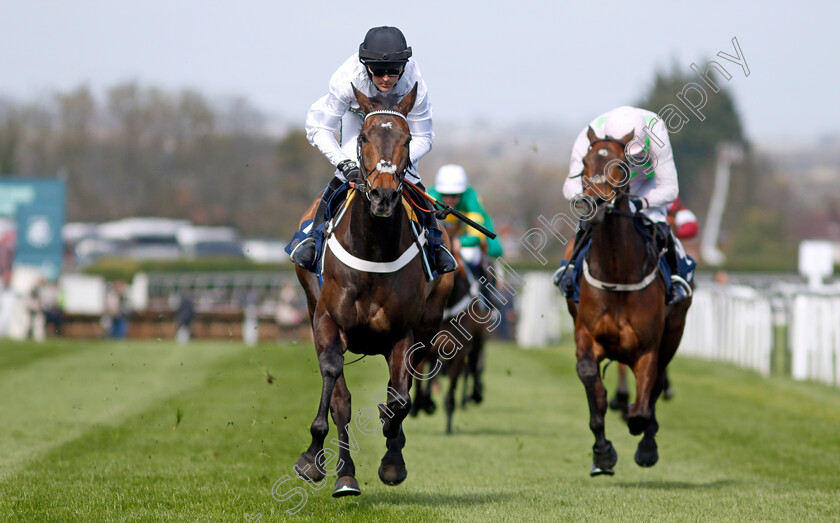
629 198 649 214
338 159 363 184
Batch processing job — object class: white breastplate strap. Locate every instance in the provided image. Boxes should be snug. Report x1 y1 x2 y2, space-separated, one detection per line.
582 259 659 292
326 230 426 273
443 280 481 320
443 294 473 320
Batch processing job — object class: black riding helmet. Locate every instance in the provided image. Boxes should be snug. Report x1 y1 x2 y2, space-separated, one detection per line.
359 26 412 78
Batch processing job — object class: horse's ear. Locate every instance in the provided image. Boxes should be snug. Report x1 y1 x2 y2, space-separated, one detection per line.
620 130 635 145
586 126 598 143
352 83 376 114
394 82 418 116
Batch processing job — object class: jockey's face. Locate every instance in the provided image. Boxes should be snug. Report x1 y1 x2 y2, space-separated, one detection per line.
441 194 462 208
368 66 400 93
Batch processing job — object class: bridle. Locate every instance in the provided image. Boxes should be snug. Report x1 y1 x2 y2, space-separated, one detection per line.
355 109 411 200
580 138 635 220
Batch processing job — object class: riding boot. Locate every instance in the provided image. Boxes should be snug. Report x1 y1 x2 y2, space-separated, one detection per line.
290 176 344 269
405 181 457 275
657 223 691 305
427 210 457 274
552 220 590 294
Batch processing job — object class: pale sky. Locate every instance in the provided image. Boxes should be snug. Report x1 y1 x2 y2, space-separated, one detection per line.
0 0 836 142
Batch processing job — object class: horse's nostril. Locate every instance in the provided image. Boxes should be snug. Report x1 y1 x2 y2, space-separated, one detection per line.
370 188 382 201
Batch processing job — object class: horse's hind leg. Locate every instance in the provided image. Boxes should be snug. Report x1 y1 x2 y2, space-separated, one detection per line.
468 334 485 404
445 350 467 434
409 361 436 416
378 336 414 486
295 314 344 486
329 374 361 497
576 337 617 476
609 364 630 421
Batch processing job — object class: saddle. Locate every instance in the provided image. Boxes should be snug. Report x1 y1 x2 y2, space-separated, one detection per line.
557 219 695 303
285 182 444 280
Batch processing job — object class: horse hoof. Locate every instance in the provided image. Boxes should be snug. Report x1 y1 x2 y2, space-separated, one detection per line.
378 463 408 486
592 441 618 474
634 443 659 467
294 453 326 483
332 476 361 497
590 464 615 476
662 387 675 400
423 401 436 415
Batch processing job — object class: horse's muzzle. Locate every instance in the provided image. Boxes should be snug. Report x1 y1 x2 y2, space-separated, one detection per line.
369 187 401 218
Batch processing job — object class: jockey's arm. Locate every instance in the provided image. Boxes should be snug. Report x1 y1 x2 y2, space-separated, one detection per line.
305 79 352 167
405 82 434 166
640 118 679 209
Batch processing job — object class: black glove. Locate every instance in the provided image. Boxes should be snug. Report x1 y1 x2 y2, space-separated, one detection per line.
338 160 363 184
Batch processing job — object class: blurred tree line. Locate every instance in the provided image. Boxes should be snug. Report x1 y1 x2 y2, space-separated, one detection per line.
0 83 324 238
638 64 794 269
0 75 800 269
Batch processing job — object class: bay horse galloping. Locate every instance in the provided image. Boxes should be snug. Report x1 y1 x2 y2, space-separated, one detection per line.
410 245 488 434
293 83 453 497
568 127 692 476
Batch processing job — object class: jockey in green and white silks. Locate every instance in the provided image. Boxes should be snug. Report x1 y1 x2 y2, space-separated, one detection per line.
558 106 694 305
429 164 503 259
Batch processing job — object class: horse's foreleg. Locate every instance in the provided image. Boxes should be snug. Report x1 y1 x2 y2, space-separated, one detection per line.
329 374 361 496
576 333 616 476
378 335 414 486
295 314 344 486
628 351 659 436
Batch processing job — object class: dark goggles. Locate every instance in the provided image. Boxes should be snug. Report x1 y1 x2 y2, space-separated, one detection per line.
367 64 404 77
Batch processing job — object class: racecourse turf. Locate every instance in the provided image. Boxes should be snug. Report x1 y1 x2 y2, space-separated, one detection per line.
0 338 838 522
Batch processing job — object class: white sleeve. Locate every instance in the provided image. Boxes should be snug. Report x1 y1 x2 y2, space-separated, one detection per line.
305 69 353 167
406 72 434 165
563 128 590 201
643 119 679 209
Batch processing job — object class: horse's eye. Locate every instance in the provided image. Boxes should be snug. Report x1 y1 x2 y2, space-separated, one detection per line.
405 138 411 147
359 134 368 144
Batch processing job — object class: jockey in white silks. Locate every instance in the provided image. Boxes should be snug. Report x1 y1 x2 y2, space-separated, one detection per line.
557 105 693 305
288 26 456 275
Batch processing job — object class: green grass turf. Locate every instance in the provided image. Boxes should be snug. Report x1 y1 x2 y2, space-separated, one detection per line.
0 338 838 522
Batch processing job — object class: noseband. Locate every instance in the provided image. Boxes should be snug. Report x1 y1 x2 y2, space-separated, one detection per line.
355 110 411 199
